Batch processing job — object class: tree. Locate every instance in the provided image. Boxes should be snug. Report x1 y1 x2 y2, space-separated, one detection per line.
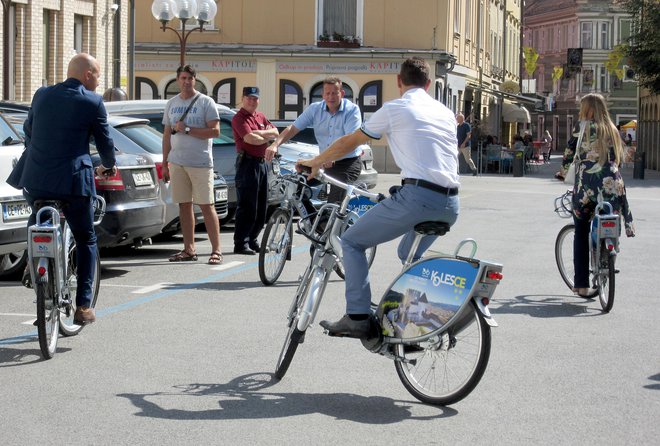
620 0 660 94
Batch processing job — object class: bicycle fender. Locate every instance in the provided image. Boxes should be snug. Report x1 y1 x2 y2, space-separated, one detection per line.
475 297 498 327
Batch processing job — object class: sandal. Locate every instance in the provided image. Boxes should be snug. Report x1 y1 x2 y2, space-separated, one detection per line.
168 250 198 262
208 251 223 265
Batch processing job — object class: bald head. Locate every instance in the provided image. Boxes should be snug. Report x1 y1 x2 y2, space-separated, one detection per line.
456 113 465 124
67 53 101 91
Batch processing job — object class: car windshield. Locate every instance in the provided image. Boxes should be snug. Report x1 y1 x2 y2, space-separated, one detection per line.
114 123 163 155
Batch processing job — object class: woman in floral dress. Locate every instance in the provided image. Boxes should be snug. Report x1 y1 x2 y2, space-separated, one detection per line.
569 93 635 296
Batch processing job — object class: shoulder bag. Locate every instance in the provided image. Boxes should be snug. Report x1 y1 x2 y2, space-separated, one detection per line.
171 93 200 134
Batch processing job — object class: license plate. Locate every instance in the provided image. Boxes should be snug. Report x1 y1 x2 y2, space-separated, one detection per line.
215 188 228 202
132 170 153 186
2 201 31 222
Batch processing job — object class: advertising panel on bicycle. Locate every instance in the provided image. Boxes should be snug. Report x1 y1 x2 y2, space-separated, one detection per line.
377 258 479 339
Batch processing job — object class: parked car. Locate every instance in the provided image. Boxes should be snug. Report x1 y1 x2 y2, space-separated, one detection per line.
107 115 229 235
102 100 336 219
0 112 29 278
0 106 167 249
270 119 378 189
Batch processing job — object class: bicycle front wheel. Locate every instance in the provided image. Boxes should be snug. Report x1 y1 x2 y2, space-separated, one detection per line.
275 265 321 379
394 301 491 406
597 250 616 313
555 224 598 298
36 271 59 359
334 245 377 280
259 209 292 286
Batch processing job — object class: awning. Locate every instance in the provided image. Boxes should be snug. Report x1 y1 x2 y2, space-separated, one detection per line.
621 119 637 129
502 101 531 123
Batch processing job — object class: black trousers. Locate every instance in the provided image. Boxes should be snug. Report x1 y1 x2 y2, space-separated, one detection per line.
233 156 269 247
324 156 362 203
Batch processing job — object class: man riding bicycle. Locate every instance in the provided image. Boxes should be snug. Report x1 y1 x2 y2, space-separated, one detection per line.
297 57 460 338
7 53 116 325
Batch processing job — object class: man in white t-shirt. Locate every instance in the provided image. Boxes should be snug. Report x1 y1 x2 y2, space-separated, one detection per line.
162 65 223 265
297 57 460 338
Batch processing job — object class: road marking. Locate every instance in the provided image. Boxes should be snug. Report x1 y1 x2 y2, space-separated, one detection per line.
132 282 174 294
0 313 35 317
103 284 144 288
0 244 311 346
211 260 244 271
22 319 36 325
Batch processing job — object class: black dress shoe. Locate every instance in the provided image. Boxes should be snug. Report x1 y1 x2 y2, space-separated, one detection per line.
320 314 371 338
248 240 260 252
233 246 256 255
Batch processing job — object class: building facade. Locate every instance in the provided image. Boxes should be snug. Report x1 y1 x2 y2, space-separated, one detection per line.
523 0 638 154
134 0 528 172
0 0 128 102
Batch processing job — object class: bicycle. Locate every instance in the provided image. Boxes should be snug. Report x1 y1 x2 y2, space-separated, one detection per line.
274 170 504 406
554 190 620 312
259 171 376 285
28 196 105 359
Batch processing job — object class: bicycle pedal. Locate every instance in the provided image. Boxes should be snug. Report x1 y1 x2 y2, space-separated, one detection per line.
615 269 620 274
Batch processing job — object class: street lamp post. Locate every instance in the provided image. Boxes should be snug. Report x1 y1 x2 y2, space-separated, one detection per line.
151 0 218 68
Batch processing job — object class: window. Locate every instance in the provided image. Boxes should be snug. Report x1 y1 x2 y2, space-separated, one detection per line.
317 0 361 40
599 66 608 93
310 81 354 104
135 77 159 100
358 81 382 120
454 0 460 34
600 22 610 49
279 80 303 119
43 11 51 85
580 22 592 49
74 15 83 53
465 1 471 39
164 79 208 99
213 78 236 108
619 19 632 44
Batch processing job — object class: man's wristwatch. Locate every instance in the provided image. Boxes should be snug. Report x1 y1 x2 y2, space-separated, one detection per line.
185 127 191 134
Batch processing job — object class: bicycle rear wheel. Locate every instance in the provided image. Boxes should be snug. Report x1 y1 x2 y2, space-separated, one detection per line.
60 236 101 336
36 266 59 359
597 250 616 313
259 209 292 286
394 301 491 406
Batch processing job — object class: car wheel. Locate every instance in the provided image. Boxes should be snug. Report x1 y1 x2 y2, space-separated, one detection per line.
0 250 28 280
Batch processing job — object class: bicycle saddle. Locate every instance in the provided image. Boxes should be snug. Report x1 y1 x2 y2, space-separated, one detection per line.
414 221 450 236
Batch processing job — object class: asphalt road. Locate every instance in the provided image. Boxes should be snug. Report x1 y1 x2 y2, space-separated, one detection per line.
1 159 659 445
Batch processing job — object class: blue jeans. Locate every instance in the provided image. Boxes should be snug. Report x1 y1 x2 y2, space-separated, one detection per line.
25 191 97 308
341 184 460 314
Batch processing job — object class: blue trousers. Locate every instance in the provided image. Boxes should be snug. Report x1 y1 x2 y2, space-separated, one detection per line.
341 184 460 314
25 191 97 308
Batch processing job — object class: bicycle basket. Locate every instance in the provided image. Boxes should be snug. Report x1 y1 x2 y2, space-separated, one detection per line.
554 191 573 218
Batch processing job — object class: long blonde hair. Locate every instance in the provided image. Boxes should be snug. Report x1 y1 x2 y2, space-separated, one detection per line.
578 93 624 165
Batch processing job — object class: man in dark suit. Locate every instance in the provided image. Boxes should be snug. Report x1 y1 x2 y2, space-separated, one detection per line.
7 53 116 325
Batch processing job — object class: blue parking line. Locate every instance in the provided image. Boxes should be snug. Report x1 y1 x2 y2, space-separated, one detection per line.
0 244 311 346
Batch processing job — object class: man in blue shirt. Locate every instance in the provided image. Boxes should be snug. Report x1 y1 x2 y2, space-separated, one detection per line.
266 77 366 203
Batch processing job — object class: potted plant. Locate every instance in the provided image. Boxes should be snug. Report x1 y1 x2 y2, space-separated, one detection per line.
317 31 360 48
